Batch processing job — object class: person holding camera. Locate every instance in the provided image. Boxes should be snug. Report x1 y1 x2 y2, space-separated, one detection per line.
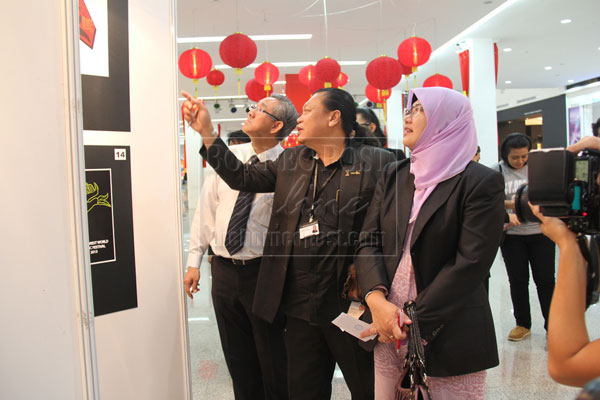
494 133 556 342
529 135 600 387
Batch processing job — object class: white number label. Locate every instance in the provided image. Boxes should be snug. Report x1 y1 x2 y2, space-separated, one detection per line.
114 149 127 160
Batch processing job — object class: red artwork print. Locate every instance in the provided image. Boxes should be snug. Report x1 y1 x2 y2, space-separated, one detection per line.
79 0 97 49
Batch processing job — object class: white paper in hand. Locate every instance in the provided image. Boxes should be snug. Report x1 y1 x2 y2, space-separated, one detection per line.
332 312 377 342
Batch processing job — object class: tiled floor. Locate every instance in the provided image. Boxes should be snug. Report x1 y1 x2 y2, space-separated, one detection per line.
182 186 599 399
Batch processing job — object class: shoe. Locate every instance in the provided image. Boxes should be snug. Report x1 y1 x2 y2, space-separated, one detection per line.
508 326 531 341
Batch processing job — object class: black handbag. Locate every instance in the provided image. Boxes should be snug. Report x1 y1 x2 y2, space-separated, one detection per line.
395 301 432 400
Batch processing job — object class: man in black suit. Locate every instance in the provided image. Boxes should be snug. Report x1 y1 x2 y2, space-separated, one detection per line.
182 88 394 399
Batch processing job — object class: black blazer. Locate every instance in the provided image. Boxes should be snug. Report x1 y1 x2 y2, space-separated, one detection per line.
201 137 395 323
355 159 505 377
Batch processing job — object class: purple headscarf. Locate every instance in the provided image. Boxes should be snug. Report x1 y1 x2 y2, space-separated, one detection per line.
406 87 478 222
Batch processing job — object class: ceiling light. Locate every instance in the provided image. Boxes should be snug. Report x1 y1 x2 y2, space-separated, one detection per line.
560 19 572 24
503 47 512 52
568 79 574 83
430 0 520 57
177 33 312 44
178 95 248 101
505 80 512 84
544 66 552 70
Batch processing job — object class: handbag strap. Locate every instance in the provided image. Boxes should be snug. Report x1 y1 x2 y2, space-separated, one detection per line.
403 301 432 399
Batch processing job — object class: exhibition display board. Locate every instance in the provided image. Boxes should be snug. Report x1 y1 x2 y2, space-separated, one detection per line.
2 0 191 399
81 0 191 398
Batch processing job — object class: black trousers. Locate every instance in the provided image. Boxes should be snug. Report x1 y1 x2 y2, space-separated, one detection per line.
284 316 374 400
500 233 556 330
211 256 288 400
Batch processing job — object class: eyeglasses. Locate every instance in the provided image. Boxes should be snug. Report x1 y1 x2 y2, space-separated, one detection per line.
403 105 424 118
248 103 280 121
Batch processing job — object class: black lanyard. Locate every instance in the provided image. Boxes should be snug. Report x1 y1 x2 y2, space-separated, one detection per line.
309 160 338 222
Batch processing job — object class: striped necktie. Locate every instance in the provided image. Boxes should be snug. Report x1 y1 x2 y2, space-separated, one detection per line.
224 155 259 255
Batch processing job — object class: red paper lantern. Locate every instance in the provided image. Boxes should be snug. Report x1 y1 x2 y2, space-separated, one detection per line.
178 48 212 83
398 60 413 76
283 132 300 148
308 77 339 94
423 74 453 89
366 56 402 90
397 36 432 72
206 69 225 87
219 33 257 73
365 84 392 104
245 78 269 102
336 72 349 88
315 57 341 87
298 65 315 86
254 62 280 93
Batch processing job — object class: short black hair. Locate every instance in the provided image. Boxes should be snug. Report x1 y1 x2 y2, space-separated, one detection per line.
356 107 386 147
500 133 532 167
227 130 250 145
592 117 600 137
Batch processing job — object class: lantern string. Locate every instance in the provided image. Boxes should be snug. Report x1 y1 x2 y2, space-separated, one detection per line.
235 0 239 32
300 1 377 17
323 0 329 55
376 0 382 56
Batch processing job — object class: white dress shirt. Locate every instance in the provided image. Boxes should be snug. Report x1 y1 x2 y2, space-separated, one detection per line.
186 142 284 269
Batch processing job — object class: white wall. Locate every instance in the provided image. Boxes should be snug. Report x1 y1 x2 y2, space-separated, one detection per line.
0 1 93 399
1 1 190 399
84 0 191 398
496 87 565 111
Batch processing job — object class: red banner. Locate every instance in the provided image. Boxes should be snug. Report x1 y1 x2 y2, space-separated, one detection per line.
458 50 469 96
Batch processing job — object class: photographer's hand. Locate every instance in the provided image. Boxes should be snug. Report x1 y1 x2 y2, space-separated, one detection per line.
567 136 600 154
529 204 575 248
529 203 600 387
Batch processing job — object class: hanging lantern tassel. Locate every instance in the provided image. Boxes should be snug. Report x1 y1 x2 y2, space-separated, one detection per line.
382 93 389 147
235 68 243 95
180 104 191 170
383 99 388 143
324 82 332 88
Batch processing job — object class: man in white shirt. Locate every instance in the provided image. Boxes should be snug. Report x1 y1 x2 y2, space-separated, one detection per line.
183 95 298 400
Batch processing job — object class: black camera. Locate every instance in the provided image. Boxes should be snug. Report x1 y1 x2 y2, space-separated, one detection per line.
514 148 600 307
515 148 600 234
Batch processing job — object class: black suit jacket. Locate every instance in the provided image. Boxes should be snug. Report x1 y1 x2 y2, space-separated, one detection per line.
201 137 395 323
355 159 505 377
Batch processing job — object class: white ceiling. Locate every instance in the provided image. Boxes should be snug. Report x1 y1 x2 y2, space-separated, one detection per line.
176 0 600 131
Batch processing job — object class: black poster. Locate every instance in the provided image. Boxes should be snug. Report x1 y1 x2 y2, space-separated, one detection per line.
81 0 131 132
85 145 137 316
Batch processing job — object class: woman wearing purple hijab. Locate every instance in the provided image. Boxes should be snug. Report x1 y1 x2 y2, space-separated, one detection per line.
356 87 505 398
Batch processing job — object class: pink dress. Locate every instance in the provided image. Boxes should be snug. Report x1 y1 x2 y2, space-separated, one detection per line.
373 221 486 400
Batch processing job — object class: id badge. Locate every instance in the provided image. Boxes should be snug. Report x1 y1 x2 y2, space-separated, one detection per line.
299 220 320 239
348 301 365 319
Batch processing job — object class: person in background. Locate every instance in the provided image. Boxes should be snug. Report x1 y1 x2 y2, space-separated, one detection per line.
356 107 406 160
183 93 298 400
183 87 395 399
227 130 251 145
473 145 481 162
357 87 504 399
531 135 600 387
592 117 600 137
493 133 555 342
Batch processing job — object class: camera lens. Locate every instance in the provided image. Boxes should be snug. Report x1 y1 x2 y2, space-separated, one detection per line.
514 184 541 224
